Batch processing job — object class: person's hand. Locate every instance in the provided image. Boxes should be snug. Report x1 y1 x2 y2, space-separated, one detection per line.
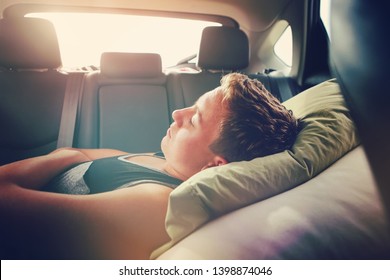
0 148 90 191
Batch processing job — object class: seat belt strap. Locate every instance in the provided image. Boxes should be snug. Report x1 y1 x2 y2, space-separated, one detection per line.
269 71 294 102
57 72 85 148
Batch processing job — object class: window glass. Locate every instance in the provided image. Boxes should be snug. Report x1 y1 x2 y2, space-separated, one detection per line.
321 0 331 38
274 25 293 67
28 13 220 69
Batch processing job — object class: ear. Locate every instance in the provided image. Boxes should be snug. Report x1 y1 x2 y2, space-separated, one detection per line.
201 155 228 170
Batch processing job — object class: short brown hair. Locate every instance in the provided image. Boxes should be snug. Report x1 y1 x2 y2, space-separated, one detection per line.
210 73 300 162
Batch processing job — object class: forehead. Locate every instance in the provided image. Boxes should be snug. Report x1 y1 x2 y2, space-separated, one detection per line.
197 87 222 107
197 88 225 121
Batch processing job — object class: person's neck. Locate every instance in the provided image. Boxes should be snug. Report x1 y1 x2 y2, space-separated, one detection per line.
162 163 189 181
127 154 190 181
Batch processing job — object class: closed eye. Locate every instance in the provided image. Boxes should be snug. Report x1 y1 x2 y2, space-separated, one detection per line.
190 115 196 126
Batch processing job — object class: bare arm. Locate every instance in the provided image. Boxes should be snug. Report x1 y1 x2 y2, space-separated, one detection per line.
0 168 172 259
53 147 130 161
0 149 90 190
0 149 172 259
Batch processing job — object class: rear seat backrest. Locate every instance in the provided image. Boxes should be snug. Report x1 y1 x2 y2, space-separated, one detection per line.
166 26 250 115
248 71 303 102
75 52 170 153
0 17 67 165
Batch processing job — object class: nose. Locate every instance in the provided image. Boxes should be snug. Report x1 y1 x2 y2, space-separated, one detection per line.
172 107 191 127
172 109 184 127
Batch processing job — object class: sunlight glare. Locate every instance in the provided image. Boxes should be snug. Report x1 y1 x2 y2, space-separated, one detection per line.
28 13 220 69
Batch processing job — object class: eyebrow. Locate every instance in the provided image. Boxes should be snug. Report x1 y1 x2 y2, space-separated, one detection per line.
194 101 203 124
194 104 203 123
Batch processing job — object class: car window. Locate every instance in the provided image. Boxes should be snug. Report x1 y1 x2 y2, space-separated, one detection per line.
274 25 293 67
320 0 331 38
28 13 221 70
274 0 331 69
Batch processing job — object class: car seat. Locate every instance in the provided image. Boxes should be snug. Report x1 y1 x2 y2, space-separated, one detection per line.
0 17 67 165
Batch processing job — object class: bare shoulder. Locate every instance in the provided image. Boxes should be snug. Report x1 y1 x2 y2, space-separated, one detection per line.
54 147 129 160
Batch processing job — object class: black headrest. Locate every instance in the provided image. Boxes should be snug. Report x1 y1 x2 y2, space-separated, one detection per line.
0 17 62 69
197 26 249 71
100 52 163 78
